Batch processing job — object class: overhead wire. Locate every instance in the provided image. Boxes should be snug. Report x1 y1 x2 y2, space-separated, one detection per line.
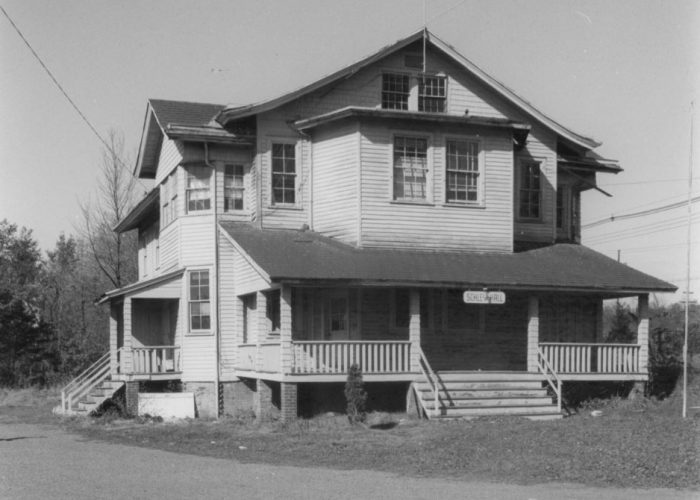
0 4 148 191
582 194 700 230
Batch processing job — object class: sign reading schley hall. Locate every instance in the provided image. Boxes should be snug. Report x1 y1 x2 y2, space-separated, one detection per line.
463 290 506 305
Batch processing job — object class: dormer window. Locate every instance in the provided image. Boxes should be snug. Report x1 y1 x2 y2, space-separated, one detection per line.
382 73 409 110
186 166 211 212
419 76 446 113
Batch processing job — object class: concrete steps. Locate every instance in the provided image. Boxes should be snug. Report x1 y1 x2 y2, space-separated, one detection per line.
75 379 124 416
415 371 562 421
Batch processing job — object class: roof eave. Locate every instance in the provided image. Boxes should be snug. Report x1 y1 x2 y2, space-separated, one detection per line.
164 124 254 145
113 188 160 233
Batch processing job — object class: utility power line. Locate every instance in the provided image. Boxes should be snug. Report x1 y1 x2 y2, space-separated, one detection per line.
0 4 148 191
585 213 700 245
582 194 700 230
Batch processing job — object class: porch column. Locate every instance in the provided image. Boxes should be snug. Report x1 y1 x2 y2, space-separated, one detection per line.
255 291 267 371
122 297 133 374
637 294 650 373
527 296 540 372
109 302 119 376
280 285 293 374
409 289 421 372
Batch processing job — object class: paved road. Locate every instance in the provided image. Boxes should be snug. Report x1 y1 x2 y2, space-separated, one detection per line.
0 421 695 500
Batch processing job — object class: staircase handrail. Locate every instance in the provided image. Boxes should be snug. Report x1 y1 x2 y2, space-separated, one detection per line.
61 348 120 414
537 346 562 413
416 346 440 417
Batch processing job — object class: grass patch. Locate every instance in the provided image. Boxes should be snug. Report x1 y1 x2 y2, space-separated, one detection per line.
5 373 699 490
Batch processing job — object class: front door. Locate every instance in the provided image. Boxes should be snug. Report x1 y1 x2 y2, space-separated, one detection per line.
328 290 349 340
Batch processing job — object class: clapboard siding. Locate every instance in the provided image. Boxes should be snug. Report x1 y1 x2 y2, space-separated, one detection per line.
179 216 215 267
218 235 238 379
311 122 360 243
154 139 183 185
181 334 217 381
232 244 269 296
159 221 179 271
358 122 513 251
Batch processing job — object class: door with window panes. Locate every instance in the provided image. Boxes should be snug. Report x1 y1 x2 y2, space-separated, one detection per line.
328 290 349 340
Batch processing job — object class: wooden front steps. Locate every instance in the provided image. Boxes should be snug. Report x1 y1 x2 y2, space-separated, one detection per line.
75 379 124 415
414 371 562 421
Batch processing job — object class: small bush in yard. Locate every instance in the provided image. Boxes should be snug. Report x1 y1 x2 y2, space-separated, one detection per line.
344 364 367 425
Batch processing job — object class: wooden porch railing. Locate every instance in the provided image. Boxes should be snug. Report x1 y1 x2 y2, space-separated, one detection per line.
539 343 641 374
131 346 181 374
415 346 440 418
61 349 117 414
291 341 411 374
537 346 562 413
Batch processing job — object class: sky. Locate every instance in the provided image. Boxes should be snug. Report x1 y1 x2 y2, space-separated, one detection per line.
0 0 698 303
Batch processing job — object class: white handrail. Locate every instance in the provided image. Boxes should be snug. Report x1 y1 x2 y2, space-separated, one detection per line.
416 346 440 418
537 346 562 413
61 348 120 414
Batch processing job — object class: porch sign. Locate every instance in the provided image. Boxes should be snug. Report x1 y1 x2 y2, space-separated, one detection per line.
463 290 506 305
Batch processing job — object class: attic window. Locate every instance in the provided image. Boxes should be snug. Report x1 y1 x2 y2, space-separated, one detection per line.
418 76 446 113
382 73 409 110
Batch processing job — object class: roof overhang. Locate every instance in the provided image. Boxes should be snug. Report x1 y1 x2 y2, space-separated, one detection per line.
294 106 530 144
218 223 677 296
163 124 254 145
113 188 160 233
216 29 601 151
558 156 622 174
96 268 185 305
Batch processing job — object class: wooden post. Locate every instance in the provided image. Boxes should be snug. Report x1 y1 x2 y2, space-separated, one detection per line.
408 289 421 372
527 296 539 372
122 297 133 374
280 285 293 374
109 302 119 376
255 291 267 372
637 294 650 374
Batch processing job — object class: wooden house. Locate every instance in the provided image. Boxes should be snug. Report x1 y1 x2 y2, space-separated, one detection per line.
62 30 675 420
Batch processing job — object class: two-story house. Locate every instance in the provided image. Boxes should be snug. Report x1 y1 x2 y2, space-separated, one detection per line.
62 30 675 421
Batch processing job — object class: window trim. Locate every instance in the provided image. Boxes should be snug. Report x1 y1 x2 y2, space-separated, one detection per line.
269 139 299 208
161 169 178 228
223 163 246 212
381 72 411 110
389 132 433 203
516 157 545 222
185 165 212 214
418 74 447 113
187 268 212 335
443 135 484 206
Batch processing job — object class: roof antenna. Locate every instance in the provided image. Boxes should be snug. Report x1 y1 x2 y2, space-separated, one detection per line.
422 0 428 74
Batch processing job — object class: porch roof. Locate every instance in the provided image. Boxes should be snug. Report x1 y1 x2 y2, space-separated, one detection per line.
96 268 185 304
219 223 676 295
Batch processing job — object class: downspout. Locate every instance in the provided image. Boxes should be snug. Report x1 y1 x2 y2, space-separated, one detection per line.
204 142 221 417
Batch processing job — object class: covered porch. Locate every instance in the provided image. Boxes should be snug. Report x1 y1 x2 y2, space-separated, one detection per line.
103 269 184 381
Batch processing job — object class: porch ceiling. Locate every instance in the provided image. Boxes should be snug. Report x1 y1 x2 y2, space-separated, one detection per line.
219 222 676 295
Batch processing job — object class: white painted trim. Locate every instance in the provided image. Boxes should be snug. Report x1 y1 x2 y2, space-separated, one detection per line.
442 134 485 207
388 130 434 203
217 226 272 284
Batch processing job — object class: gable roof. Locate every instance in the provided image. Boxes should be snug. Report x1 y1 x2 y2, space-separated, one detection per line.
149 99 224 127
219 223 676 295
216 29 601 150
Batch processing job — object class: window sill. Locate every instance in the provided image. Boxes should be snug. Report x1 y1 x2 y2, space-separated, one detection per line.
389 200 435 207
186 330 214 337
266 205 303 211
442 202 486 209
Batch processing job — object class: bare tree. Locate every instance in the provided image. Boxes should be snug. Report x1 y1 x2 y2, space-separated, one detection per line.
78 129 138 289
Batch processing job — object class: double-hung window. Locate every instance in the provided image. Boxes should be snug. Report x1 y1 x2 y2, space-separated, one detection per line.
189 270 210 331
518 161 542 220
393 136 428 201
446 139 480 203
419 76 446 112
271 143 296 205
186 166 211 212
382 73 410 110
224 164 245 211
161 171 177 226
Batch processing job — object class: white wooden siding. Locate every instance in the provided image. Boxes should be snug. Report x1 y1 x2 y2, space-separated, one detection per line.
358 123 513 251
232 245 269 296
159 221 179 271
311 122 360 243
181 334 217 381
218 235 238 380
154 139 184 185
179 216 215 267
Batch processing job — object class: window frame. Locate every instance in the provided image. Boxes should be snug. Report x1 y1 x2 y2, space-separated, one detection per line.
390 133 432 203
223 163 245 212
418 75 447 113
161 170 178 227
185 165 212 214
188 269 212 334
381 72 410 110
444 136 484 206
270 141 298 207
516 158 544 222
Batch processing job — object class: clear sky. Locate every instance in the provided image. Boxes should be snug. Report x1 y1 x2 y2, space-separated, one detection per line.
1 0 698 302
